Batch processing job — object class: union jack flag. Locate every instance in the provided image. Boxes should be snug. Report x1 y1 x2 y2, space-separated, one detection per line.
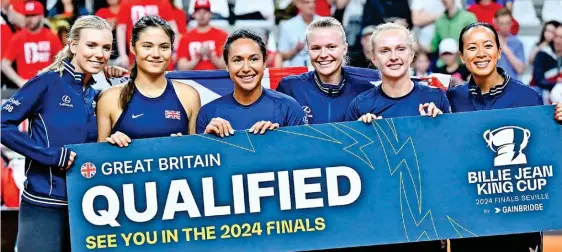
165 110 181 120
81 162 96 179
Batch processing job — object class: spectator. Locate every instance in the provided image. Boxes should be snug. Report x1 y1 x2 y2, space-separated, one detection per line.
410 0 444 52
1 1 62 88
494 8 525 79
531 25 562 97
335 0 366 48
360 0 385 30
1 0 20 89
47 0 89 23
2 0 25 30
278 0 319 66
413 51 432 77
434 38 470 87
466 0 513 10
528 20 561 65
381 0 412 29
430 0 477 55
349 25 374 68
467 0 519 34
116 0 176 68
176 0 227 70
169 0 187 69
95 0 119 28
95 0 120 60
169 0 186 38
315 0 330 16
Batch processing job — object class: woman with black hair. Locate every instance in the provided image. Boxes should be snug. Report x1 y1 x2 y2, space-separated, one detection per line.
97 15 201 147
528 20 561 65
196 29 305 137
447 21 562 252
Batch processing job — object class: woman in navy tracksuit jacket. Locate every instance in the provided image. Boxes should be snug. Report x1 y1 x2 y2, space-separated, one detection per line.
1 16 113 252
447 22 562 252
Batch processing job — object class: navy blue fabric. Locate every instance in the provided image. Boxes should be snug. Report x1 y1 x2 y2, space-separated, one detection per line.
345 81 451 121
448 69 543 112
16 200 71 252
112 79 189 139
447 68 543 252
1 61 98 208
277 66 379 124
196 89 305 134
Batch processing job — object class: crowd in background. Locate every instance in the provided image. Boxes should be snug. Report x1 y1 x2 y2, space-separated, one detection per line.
1 0 562 207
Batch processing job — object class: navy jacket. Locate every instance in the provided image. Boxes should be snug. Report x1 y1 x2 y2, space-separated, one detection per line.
277 66 379 124
1 61 99 208
448 68 543 112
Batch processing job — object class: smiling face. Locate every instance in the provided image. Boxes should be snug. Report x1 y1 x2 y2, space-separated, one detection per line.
460 26 501 78
226 38 265 92
70 28 113 74
370 28 414 80
131 27 173 76
307 27 347 79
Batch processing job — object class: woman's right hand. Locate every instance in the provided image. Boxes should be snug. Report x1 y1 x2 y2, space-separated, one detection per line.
205 117 234 137
358 113 382 124
106 131 132 147
62 151 76 170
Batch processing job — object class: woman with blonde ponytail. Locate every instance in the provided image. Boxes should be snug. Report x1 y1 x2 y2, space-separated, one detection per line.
1 15 114 252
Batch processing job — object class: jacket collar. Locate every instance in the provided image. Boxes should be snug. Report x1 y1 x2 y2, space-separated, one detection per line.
468 67 509 98
313 69 346 96
63 60 95 86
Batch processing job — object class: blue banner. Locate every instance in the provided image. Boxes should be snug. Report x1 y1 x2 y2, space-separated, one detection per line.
67 106 562 251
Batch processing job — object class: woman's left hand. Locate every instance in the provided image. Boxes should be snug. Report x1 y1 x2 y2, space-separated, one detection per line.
249 121 279 134
555 103 562 122
419 102 443 118
104 65 129 78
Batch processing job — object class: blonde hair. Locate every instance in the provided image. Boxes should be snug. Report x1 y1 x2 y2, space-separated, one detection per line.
369 22 417 55
41 15 112 74
305 17 347 45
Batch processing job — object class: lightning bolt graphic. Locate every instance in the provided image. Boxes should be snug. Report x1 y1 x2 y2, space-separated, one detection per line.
330 123 375 169
399 172 440 242
447 216 478 238
373 119 423 213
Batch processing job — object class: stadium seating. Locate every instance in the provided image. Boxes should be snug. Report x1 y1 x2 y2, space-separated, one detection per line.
542 0 562 23
513 0 541 26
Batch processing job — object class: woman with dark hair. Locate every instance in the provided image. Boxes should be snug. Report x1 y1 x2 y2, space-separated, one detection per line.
196 29 305 137
97 15 201 147
528 20 561 65
447 21 561 252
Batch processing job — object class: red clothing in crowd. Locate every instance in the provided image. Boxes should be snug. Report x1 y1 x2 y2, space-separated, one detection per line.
315 0 331 16
117 0 175 62
95 7 119 26
171 7 187 35
468 3 520 35
177 27 228 70
3 28 62 80
1 16 13 59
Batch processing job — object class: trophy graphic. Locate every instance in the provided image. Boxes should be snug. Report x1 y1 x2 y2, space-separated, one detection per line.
483 126 531 166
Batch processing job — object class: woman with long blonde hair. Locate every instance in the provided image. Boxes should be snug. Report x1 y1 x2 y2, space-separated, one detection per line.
1 15 114 251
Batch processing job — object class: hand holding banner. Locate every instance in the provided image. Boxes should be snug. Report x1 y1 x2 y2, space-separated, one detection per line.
66 105 562 251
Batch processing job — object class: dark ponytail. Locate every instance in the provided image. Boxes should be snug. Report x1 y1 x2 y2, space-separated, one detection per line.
119 61 138 109
118 15 175 109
